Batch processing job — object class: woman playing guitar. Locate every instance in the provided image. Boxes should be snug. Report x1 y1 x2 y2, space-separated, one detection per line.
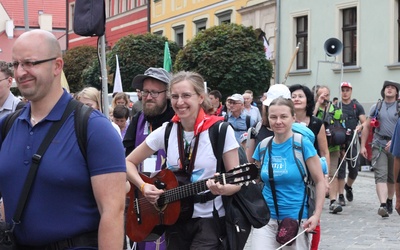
126 71 241 249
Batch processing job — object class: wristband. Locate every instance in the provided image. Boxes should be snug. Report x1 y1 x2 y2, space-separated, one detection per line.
140 183 147 193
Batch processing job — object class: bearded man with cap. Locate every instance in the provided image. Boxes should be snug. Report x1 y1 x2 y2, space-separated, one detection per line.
123 67 174 250
336 82 366 207
361 80 400 218
226 93 256 143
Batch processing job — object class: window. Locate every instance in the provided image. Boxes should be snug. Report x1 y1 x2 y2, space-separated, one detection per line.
122 0 127 12
153 30 163 36
108 0 112 17
69 4 75 31
296 16 308 69
173 25 184 47
194 18 207 34
342 7 357 66
116 0 120 14
216 10 232 24
137 0 147 7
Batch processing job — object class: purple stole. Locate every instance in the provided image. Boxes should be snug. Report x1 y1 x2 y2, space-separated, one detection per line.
134 113 166 250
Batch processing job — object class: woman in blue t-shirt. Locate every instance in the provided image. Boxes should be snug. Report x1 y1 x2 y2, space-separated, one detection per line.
250 97 326 249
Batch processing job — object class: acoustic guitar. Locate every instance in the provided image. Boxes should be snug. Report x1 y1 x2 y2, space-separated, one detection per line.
126 163 258 242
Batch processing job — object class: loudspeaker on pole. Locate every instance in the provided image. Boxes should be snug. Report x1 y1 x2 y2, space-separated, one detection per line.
323 38 343 57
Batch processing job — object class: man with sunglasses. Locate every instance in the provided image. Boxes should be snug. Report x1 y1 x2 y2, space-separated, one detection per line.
0 62 21 119
123 67 174 250
0 30 126 249
225 93 256 143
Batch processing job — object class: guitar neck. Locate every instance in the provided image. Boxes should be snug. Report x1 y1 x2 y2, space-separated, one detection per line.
158 177 220 206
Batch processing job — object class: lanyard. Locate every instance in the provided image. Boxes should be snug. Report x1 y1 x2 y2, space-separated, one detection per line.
177 123 200 175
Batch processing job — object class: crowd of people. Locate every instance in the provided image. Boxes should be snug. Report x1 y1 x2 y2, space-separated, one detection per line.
0 29 400 250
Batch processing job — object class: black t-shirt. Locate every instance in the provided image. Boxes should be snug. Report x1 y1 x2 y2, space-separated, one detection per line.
340 100 365 130
255 125 274 146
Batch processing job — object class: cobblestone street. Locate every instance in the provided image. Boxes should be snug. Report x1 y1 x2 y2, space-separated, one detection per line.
319 171 400 250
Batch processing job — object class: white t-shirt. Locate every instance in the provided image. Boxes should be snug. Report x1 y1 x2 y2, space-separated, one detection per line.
111 121 122 139
146 122 239 218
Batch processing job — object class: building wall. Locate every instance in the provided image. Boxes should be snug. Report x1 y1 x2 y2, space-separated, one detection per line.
0 0 67 61
150 0 248 45
279 0 400 108
238 0 276 86
67 0 148 49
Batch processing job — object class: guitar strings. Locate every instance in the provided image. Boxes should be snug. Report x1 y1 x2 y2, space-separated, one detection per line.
131 171 249 211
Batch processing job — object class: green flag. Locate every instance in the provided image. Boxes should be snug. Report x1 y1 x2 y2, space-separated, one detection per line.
163 41 172 72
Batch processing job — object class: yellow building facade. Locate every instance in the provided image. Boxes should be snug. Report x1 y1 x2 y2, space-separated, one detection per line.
151 0 248 46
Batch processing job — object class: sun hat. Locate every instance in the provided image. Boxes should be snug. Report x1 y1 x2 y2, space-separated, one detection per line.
263 84 291 106
381 80 400 98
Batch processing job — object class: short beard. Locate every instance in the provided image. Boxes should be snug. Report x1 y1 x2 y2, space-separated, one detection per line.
142 98 167 118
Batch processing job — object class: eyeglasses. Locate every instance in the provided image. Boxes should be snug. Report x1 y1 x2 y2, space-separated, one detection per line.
141 89 167 98
170 92 198 100
10 57 57 70
228 100 241 105
0 77 8 82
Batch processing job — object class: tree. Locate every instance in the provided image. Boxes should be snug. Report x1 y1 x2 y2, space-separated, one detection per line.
175 23 273 98
63 45 98 93
81 57 103 90
107 33 180 92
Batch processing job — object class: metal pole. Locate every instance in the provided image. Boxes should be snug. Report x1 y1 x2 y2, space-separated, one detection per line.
100 35 109 118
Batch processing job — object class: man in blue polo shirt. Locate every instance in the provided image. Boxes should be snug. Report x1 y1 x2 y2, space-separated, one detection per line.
226 93 256 143
0 30 126 249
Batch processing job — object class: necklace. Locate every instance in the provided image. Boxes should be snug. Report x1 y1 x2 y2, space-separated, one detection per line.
385 101 396 110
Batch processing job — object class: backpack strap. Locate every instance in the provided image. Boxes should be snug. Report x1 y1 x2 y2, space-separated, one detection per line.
163 121 174 159
209 121 228 173
351 99 358 118
397 100 400 117
246 115 251 130
1 108 23 140
73 100 93 163
373 99 382 118
292 133 308 184
259 136 273 166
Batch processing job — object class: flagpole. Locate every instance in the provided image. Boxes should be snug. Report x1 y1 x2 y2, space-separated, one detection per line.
282 42 300 85
100 35 109 118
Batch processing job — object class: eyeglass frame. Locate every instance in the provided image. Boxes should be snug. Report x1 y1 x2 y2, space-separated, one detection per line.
227 100 242 105
170 92 198 100
140 89 167 98
0 77 9 82
10 57 58 70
